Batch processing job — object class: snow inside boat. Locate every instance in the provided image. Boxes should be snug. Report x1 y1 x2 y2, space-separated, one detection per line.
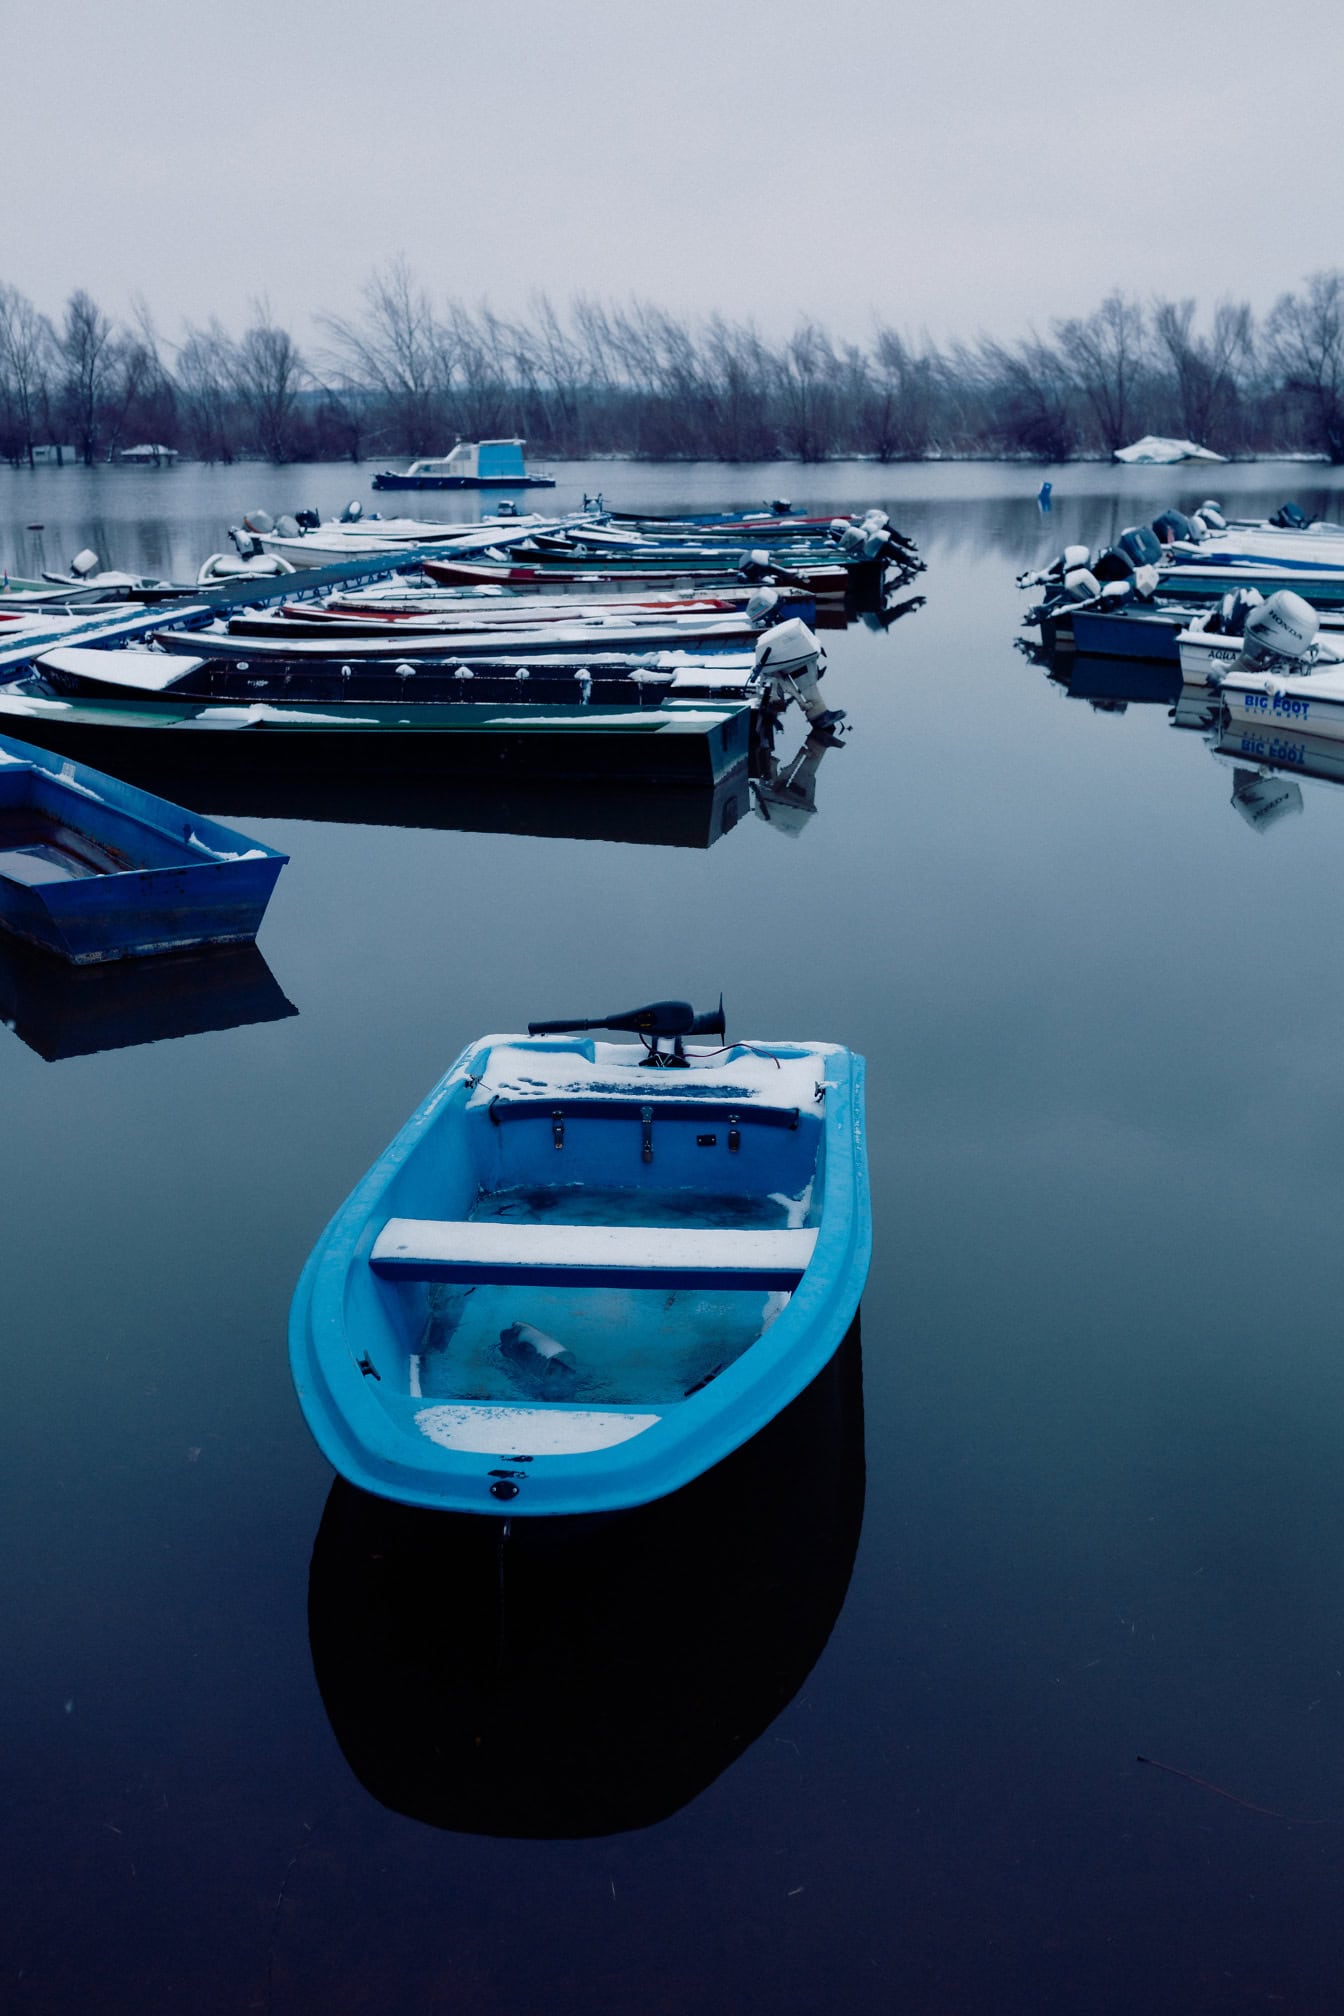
289 1004 870 1515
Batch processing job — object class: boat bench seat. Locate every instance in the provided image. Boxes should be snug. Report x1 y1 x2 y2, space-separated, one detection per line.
370 1217 817 1290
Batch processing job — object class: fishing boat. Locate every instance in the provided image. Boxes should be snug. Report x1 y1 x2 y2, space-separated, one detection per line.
371 439 556 491
288 1000 870 1516
0 670 754 787
0 734 287 963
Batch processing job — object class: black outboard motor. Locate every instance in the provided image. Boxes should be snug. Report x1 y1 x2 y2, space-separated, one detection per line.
295 508 321 531
1152 509 1197 545
1204 586 1264 637
527 997 726 1068
1117 525 1163 570
1092 547 1136 583
1271 500 1311 530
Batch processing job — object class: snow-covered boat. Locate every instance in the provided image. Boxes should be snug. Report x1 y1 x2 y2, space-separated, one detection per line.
1113 435 1226 465
289 1003 870 1516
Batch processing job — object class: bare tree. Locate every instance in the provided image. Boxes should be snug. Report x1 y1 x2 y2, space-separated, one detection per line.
176 320 238 462
227 303 306 462
58 288 117 462
320 258 449 452
0 284 55 464
1151 296 1252 447
776 321 837 461
1054 292 1148 451
963 333 1075 461
1264 270 1344 462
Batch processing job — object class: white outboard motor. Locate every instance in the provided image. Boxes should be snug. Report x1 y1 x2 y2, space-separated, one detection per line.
839 524 867 556
829 518 850 539
242 510 275 535
753 618 841 728
340 499 363 524
229 525 263 559
1131 563 1161 600
863 529 892 561
273 514 301 539
862 509 891 531
69 549 100 578
1200 505 1227 530
1061 566 1101 602
746 587 781 626
1237 590 1320 671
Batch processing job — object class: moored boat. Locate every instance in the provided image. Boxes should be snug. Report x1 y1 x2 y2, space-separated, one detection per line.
371 439 556 490
288 1000 870 1515
0 734 287 963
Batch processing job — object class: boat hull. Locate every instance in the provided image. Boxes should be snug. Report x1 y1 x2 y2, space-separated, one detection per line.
289 1035 870 1516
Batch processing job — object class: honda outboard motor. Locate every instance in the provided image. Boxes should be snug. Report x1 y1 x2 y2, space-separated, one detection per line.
752 618 843 730
1060 566 1101 603
745 587 781 626
69 548 100 578
1198 499 1227 529
1117 525 1163 570
273 514 301 539
1270 501 1311 530
1236 590 1320 670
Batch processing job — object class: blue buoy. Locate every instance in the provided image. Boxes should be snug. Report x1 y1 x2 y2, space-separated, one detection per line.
1038 481 1053 512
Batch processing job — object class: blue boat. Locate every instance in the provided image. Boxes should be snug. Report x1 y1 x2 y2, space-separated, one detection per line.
0 735 288 963
289 1000 870 1516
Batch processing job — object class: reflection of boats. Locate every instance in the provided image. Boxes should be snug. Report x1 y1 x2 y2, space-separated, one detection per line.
751 718 845 835
306 1324 864 1838
290 1008 870 1516
143 759 754 849
0 735 287 963
0 935 296 1060
1047 653 1182 709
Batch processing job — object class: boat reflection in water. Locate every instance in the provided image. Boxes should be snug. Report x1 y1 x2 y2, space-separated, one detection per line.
85 709 843 854
307 1324 865 1839
0 935 297 1060
1037 645 1341 836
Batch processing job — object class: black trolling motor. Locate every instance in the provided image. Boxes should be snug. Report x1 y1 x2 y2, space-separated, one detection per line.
527 997 726 1068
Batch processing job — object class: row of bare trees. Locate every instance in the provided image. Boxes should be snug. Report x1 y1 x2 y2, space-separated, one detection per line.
6 265 1344 465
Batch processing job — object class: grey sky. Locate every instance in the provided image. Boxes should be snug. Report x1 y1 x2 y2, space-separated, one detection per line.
4 0 1343 354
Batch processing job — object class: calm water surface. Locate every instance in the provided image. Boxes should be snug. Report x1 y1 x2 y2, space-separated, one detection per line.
5 460 1344 2014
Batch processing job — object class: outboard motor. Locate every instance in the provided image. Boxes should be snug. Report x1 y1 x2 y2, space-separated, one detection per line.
339 499 363 524
69 548 100 578
745 587 781 626
1092 547 1135 584
839 525 867 557
295 508 321 531
771 497 793 514
1016 543 1092 592
1198 499 1228 530
1235 590 1320 671
1271 501 1311 530
242 510 275 535
1117 525 1164 571
861 509 891 532
1060 566 1101 603
752 617 843 730
273 514 301 539
228 525 263 559
1152 509 1197 545
1205 586 1264 636
526 996 727 1067
1131 564 1161 600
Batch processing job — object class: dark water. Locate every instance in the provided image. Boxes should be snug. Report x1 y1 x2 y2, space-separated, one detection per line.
5 458 1344 2015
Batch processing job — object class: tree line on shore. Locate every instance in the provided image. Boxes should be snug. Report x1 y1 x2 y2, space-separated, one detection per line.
3 262 1344 467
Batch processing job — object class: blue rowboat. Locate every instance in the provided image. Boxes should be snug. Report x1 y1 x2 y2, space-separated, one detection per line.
289 1001 870 1516
0 734 287 963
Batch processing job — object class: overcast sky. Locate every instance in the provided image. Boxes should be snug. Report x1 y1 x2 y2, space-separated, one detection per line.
4 0 1343 354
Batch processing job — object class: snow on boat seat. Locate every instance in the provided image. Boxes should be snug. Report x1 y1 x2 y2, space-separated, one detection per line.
370 1218 817 1289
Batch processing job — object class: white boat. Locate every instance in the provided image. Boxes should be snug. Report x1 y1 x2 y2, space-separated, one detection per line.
242 512 566 572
